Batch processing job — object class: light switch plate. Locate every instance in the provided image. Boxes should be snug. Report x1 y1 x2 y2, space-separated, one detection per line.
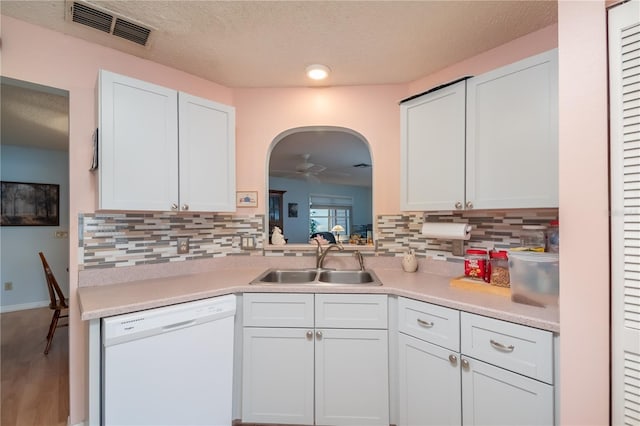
241 236 255 250
177 237 190 254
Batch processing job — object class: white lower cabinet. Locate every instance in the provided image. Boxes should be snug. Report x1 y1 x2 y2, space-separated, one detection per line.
398 297 556 426
398 333 461 426
316 328 389 426
242 327 315 424
242 293 389 425
461 356 553 426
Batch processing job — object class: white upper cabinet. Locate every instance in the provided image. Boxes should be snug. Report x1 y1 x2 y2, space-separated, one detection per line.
400 49 558 211
400 80 466 211
466 49 558 209
98 70 179 211
178 93 235 212
97 70 235 212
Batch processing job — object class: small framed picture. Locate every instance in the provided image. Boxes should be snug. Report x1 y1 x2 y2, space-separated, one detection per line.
237 191 258 208
288 202 298 217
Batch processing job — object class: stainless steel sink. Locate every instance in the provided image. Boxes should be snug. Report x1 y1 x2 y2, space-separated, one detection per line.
257 269 318 283
250 268 382 286
317 270 377 284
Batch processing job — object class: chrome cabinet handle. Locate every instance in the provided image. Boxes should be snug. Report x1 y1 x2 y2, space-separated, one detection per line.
171 203 179 211
306 330 313 339
455 202 463 209
490 339 515 352
417 318 434 328
461 358 470 370
466 201 473 209
448 354 457 365
182 204 189 211
316 330 323 339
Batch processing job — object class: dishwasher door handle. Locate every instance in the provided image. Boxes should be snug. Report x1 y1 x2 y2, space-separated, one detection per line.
162 319 197 330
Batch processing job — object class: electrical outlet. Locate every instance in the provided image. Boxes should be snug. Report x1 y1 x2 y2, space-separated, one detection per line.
4 281 13 291
177 237 190 254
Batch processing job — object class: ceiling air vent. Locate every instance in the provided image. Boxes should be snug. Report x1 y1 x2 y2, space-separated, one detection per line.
71 2 112 33
113 18 151 46
68 1 152 47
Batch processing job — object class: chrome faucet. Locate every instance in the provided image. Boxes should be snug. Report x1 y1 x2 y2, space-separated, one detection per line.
354 250 365 271
316 243 344 269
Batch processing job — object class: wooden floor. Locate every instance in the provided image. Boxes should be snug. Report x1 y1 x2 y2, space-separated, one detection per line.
1 307 69 426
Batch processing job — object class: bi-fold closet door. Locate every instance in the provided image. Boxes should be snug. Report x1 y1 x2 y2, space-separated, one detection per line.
609 1 640 425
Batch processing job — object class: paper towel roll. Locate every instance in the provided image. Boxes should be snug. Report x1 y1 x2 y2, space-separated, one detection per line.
421 222 472 240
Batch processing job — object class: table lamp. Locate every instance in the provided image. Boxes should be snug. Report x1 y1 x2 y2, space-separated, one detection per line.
331 225 345 244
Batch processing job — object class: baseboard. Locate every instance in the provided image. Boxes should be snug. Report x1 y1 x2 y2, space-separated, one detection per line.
0 300 49 313
68 419 84 426
68 418 85 426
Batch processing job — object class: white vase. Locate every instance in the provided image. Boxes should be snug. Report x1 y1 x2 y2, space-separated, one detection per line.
402 250 418 272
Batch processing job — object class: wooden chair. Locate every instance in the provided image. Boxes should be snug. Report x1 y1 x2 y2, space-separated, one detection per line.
38 252 68 355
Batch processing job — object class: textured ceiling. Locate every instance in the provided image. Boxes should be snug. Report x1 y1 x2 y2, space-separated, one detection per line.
1 78 69 151
1 0 558 88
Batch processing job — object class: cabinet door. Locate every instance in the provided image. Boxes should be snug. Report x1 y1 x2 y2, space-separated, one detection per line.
315 328 389 426
242 327 314 424
398 333 461 426
400 80 466 211
466 49 558 209
178 93 235 212
461 357 553 426
98 70 179 210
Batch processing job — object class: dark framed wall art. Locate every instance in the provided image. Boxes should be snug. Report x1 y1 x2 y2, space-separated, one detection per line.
288 202 298 218
1 181 60 226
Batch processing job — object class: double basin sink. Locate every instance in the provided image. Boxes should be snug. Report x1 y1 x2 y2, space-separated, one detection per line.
250 268 382 286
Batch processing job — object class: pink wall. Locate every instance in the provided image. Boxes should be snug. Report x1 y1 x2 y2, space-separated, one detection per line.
558 2 609 424
408 24 558 95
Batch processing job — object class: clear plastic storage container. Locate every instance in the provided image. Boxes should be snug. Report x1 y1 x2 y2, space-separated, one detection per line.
489 251 510 287
520 225 547 251
546 220 559 253
508 251 559 307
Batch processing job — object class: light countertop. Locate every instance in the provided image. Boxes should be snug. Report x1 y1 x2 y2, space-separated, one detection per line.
77 261 559 333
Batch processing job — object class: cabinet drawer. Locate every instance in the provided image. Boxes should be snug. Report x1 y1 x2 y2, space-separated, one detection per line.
398 297 460 352
243 293 314 327
460 312 553 384
315 294 387 329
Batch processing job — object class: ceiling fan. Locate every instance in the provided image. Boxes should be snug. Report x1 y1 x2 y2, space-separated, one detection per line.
272 154 327 182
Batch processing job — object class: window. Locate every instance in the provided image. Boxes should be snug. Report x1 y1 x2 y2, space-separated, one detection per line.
309 194 352 237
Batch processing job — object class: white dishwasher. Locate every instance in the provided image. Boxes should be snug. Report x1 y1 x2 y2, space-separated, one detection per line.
101 294 236 426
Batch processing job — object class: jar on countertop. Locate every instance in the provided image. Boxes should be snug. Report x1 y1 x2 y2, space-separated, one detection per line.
520 225 546 252
464 249 488 281
546 220 559 253
489 250 510 287
402 250 418 273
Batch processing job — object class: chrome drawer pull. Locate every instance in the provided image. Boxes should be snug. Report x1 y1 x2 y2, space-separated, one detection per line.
490 339 515 352
417 318 434 328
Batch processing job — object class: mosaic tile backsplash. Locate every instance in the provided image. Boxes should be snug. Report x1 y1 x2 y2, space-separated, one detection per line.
79 213 264 269
79 209 558 269
375 209 559 257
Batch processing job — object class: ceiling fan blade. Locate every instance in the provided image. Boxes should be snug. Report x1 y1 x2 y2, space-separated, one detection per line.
304 173 321 183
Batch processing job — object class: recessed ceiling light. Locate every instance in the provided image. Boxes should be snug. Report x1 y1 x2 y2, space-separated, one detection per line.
306 64 330 80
